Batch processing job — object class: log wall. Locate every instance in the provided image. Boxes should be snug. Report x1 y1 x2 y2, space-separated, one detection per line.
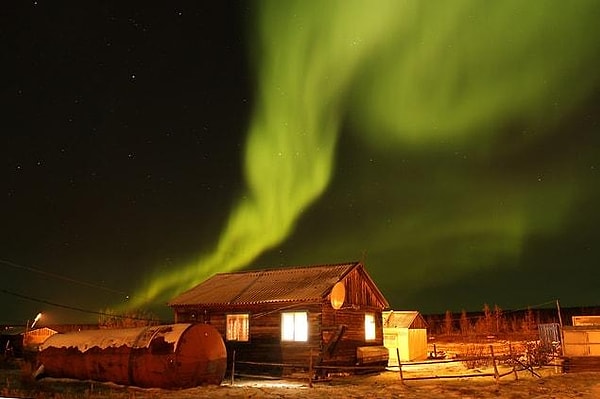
321 306 384 365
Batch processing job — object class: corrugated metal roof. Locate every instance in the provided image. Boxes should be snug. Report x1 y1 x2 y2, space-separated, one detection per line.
383 311 424 328
169 262 360 306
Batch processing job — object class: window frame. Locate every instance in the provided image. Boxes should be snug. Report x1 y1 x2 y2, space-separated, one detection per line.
281 311 309 342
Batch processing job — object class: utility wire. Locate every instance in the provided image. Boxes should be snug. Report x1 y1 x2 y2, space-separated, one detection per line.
0 259 129 298
0 289 164 323
501 299 558 314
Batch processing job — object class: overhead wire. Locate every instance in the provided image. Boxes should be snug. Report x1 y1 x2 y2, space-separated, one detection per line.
0 288 166 323
0 259 129 297
0 258 163 323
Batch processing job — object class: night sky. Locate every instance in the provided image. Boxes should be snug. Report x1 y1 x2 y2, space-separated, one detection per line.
3 1 600 325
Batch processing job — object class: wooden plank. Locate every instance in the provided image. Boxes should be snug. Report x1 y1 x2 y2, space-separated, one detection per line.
572 316 600 326
356 346 388 364
563 356 600 373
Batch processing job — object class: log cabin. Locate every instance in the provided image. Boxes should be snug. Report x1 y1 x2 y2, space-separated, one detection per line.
168 261 390 376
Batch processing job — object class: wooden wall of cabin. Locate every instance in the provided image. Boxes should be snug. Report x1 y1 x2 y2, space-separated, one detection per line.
236 303 324 375
343 268 387 308
321 306 384 366
173 303 323 375
172 300 386 374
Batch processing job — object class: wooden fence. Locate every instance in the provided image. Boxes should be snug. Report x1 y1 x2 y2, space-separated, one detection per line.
229 343 555 387
390 344 542 384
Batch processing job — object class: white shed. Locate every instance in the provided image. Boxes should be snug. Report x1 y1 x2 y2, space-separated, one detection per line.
563 316 600 357
382 310 428 364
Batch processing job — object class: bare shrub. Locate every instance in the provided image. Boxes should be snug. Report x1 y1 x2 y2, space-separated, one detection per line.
522 340 556 367
459 342 491 369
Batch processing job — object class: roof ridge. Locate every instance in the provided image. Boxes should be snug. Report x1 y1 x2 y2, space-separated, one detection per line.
211 261 360 277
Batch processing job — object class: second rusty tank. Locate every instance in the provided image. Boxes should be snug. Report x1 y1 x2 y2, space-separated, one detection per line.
37 323 226 388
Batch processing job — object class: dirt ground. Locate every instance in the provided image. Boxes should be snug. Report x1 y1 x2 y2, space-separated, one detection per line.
2 363 600 399
2 340 599 398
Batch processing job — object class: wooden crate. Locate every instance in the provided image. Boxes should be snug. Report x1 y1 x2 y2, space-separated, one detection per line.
356 346 388 365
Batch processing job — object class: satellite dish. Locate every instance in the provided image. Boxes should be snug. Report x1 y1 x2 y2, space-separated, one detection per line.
330 281 345 310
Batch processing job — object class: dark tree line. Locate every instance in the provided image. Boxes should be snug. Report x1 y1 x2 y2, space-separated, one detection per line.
426 304 600 338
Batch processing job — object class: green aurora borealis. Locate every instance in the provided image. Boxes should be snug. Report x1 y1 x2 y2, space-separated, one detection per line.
129 0 600 312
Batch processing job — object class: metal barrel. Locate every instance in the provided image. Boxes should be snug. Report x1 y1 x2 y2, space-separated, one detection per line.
38 323 226 388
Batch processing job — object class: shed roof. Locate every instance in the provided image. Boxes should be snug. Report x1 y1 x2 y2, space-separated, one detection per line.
383 311 428 329
0 327 57 336
169 261 387 307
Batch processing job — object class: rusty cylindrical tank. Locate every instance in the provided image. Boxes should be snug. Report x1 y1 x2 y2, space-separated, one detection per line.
38 323 226 388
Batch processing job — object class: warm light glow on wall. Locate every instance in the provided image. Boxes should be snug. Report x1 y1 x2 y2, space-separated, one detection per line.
281 312 308 342
226 314 249 341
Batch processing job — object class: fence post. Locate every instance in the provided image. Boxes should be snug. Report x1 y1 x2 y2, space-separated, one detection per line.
396 348 404 384
490 345 499 383
308 349 313 388
509 342 518 381
231 349 236 386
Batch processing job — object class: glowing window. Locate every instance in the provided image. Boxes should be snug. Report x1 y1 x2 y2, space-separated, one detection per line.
281 312 308 342
226 314 249 342
365 313 376 341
